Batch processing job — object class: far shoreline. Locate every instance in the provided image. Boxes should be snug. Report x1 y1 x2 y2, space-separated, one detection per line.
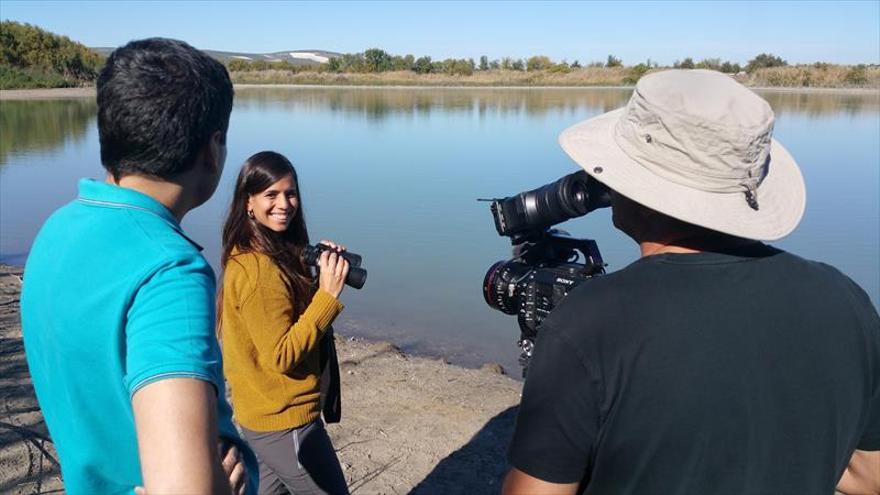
3 84 879 100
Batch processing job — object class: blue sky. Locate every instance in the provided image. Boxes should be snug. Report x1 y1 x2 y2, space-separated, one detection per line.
2 1 878 65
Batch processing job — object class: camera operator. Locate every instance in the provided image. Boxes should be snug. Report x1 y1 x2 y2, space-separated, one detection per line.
502 70 880 494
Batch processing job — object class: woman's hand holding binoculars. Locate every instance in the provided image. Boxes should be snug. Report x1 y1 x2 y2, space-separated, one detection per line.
317 240 350 298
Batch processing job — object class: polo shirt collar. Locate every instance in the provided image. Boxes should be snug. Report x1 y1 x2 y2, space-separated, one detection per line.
76 178 204 251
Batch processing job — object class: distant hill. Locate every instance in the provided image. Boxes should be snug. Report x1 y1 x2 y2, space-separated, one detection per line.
92 47 340 67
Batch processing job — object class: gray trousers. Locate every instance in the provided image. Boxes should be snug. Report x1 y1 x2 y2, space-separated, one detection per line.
242 420 349 495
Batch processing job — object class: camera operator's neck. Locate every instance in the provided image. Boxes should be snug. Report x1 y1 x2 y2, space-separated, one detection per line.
639 241 702 257
614 193 756 258
639 234 758 258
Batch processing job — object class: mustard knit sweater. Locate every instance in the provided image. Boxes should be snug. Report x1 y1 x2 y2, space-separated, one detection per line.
221 250 343 432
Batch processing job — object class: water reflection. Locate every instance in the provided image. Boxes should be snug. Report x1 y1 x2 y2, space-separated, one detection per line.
0 89 875 163
234 87 880 121
235 87 634 120
0 99 96 165
758 90 880 117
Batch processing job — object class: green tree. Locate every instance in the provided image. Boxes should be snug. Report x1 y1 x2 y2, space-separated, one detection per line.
571 60 581 69
479 55 489 71
364 48 392 72
605 54 623 68
674 57 695 69
440 58 473 76
697 58 722 71
527 55 553 71
746 53 787 73
412 56 433 74
325 52 367 73
623 63 651 84
548 61 571 74
511 59 525 71
720 61 742 73
844 64 868 86
327 56 342 73
389 54 414 71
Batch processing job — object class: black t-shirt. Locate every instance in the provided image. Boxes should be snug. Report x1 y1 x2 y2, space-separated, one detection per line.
508 245 880 495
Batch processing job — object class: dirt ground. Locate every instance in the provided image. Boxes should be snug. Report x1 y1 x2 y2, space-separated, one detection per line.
0 264 523 494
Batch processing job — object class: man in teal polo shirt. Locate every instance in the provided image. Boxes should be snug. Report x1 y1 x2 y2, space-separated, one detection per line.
21 38 257 494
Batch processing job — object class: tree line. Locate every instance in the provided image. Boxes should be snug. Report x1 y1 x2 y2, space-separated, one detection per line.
228 47 796 77
0 20 872 89
0 21 103 89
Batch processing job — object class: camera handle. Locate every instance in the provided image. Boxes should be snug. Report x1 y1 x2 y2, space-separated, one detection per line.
515 231 606 276
517 337 535 378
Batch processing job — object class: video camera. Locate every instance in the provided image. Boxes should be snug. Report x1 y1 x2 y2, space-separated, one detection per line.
481 170 610 375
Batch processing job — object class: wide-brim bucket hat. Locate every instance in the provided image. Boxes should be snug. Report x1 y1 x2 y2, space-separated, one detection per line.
559 69 805 241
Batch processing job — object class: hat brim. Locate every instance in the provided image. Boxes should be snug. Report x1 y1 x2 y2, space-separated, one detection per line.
559 108 806 241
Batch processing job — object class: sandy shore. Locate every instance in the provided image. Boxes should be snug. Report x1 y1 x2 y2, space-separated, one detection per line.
0 264 522 494
0 88 96 100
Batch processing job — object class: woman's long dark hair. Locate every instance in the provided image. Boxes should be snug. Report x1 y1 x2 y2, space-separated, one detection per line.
219 151 315 328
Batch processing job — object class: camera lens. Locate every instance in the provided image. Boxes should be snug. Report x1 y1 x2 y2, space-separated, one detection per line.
483 260 531 315
568 177 588 208
558 172 591 217
523 171 590 228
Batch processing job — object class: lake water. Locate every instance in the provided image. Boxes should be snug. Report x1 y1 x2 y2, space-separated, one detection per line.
2 87 878 374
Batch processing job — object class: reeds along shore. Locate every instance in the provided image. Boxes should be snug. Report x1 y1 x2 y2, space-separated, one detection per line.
228 65 880 89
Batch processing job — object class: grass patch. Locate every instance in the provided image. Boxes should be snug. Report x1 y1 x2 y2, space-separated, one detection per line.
229 66 879 89
0 66 78 89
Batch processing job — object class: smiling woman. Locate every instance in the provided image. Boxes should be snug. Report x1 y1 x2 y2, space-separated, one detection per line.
218 151 353 494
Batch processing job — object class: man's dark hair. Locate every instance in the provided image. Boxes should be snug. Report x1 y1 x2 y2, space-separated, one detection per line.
97 38 233 180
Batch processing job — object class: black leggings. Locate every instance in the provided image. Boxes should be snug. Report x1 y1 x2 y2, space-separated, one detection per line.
242 420 349 495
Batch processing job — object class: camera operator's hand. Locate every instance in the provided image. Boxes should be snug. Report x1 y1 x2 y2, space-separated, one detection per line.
318 249 349 299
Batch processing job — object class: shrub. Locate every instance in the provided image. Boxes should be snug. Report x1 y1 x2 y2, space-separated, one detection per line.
605 55 623 68
526 55 553 71
0 65 72 89
412 56 433 74
548 62 571 74
844 64 868 86
697 58 722 71
720 61 743 73
746 53 787 73
674 57 695 69
623 63 651 85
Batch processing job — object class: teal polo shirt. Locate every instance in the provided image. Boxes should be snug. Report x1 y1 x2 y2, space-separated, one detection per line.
21 179 257 494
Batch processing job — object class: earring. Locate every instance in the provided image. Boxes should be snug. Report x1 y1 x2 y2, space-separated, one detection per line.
247 210 255 219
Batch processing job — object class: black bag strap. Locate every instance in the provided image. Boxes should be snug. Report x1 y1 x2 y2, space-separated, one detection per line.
319 327 342 423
